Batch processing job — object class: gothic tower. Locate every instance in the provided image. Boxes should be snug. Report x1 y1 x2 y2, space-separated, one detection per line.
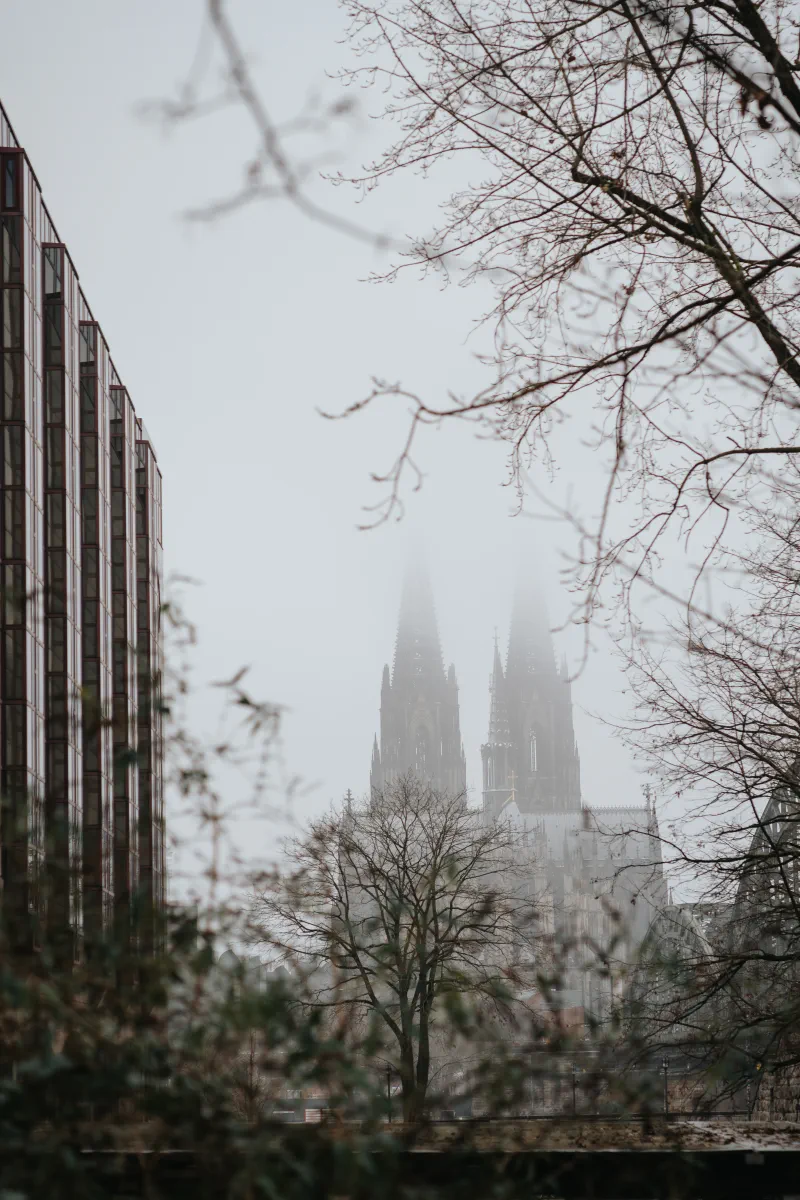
370 560 467 797
482 571 581 817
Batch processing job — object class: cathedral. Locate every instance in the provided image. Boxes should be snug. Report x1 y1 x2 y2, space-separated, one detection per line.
370 558 667 1022
364 560 795 1108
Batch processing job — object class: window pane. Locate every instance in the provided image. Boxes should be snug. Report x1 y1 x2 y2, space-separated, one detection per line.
43 246 62 299
79 323 96 367
137 644 150 680
83 599 98 657
112 556 125 593
44 303 63 366
47 674 67 708
80 377 96 432
81 435 98 487
1 215 22 284
5 705 26 767
83 547 99 599
82 488 98 545
113 642 126 695
83 733 100 772
48 616 66 673
47 549 66 614
85 776 101 826
46 493 65 548
48 742 67 794
45 370 64 424
3 565 26 625
46 427 64 489
47 677 68 741
136 489 146 536
2 154 19 211
4 489 24 559
111 489 124 537
4 629 25 700
3 426 23 487
110 437 123 489
2 288 22 350
2 353 23 420
113 762 128 808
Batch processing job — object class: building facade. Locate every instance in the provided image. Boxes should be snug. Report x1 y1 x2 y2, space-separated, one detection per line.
0 103 164 957
370 559 466 798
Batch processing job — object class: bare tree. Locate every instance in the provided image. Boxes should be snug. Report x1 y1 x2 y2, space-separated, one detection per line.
145 1 396 249
251 775 543 1122
621 481 800 1107
328 0 800 614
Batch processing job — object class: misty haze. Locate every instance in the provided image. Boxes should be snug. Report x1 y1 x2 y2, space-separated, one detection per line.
2 2 800 1197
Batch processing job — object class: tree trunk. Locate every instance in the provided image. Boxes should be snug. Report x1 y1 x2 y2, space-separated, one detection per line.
414 1004 431 1120
399 1008 431 1123
399 1037 417 1123
402 1083 426 1123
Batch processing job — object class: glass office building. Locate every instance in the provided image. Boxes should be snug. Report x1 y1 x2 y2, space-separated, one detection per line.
0 102 164 957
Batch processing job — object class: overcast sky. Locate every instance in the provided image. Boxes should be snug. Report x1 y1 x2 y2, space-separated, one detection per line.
1 1 651 858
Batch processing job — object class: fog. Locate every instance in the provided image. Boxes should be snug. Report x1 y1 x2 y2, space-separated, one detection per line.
1 1 647 847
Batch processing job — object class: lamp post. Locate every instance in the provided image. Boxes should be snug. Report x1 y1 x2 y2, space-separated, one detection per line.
387 1066 392 1123
662 1056 669 1117
572 1063 578 1116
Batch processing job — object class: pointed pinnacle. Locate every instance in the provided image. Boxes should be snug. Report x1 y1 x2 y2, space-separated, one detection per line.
392 556 445 687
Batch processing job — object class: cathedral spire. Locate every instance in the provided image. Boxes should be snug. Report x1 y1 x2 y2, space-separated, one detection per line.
488 636 511 745
392 555 445 690
643 782 666 887
506 563 557 681
371 556 466 799
482 633 513 817
484 562 581 815
643 782 660 843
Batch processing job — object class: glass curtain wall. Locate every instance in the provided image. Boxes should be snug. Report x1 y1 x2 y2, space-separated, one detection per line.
135 434 163 949
42 242 83 955
1 147 46 949
1 102 164 958
79 320 114 941
110 383 138 946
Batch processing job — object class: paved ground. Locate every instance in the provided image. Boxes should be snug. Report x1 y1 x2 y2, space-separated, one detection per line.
402 1117 800 1151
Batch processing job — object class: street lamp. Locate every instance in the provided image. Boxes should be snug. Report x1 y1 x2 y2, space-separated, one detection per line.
662 1057 669 1117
